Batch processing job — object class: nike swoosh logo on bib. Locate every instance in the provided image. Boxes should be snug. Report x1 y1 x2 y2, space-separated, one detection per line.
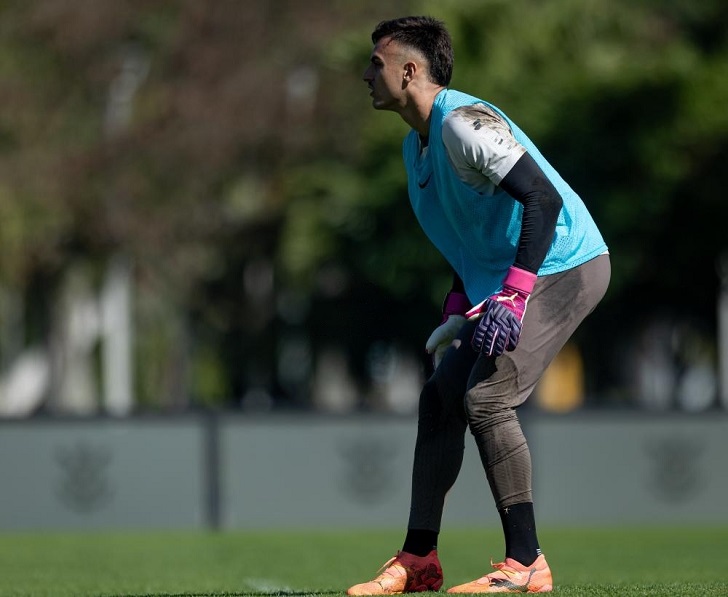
418 174 432 189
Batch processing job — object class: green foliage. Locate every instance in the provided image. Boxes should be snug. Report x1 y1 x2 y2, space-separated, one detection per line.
0 0 726 407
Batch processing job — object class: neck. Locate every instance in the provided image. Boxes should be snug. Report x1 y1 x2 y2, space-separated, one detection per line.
400 86 445 137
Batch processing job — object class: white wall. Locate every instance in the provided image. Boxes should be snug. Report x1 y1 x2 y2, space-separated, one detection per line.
0 412 725 530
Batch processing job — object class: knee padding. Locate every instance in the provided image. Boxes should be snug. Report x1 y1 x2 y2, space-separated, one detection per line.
464 356 520 435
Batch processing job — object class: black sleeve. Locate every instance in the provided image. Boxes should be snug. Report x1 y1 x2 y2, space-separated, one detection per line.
450 271 466 293
499 152 563 274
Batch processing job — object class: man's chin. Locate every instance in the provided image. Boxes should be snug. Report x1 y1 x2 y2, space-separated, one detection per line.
371 98 393 111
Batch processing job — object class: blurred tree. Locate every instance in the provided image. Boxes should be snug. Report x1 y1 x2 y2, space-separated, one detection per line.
0 0 726 410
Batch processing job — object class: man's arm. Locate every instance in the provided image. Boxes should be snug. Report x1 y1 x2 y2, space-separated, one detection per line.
449 270 466 294
468 154 563 357
440 106 564 356
499 152 563 274
425 271 471 368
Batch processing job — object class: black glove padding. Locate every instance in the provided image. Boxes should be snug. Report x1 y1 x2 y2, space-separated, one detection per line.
471 299 523 357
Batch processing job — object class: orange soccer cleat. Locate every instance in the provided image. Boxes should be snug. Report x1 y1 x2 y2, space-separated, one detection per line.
447 555 552 593
347 550 444 595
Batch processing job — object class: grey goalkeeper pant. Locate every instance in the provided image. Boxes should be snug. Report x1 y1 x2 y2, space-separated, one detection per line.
409 254 611 531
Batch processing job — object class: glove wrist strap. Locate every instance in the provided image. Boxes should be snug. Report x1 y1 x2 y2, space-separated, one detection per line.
442 291 471 317
503 266 537 295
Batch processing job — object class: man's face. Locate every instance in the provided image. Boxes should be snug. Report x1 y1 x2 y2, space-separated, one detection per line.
363 36 407 111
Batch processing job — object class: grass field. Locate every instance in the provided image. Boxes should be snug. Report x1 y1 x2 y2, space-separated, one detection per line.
0 527 726 596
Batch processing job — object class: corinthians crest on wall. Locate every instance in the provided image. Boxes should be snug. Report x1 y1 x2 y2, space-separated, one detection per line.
338 436 400 505
54 442 114 513
644 434 705 503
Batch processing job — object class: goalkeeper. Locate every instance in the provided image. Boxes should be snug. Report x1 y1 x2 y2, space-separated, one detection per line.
349 15 610 595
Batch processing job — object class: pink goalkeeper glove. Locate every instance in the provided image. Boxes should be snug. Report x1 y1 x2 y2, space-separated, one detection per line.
425 291 470 368
466 266 537 357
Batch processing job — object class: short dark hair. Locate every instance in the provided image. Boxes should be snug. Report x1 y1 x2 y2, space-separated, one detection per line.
371 16 453 86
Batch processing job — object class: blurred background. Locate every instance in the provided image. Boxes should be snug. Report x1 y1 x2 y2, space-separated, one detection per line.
0 0 727 530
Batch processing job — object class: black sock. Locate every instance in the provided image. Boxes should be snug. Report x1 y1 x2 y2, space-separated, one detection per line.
402 528 438 556
499 502 541 566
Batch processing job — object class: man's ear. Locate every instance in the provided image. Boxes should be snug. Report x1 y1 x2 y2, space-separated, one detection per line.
403 61 417 82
